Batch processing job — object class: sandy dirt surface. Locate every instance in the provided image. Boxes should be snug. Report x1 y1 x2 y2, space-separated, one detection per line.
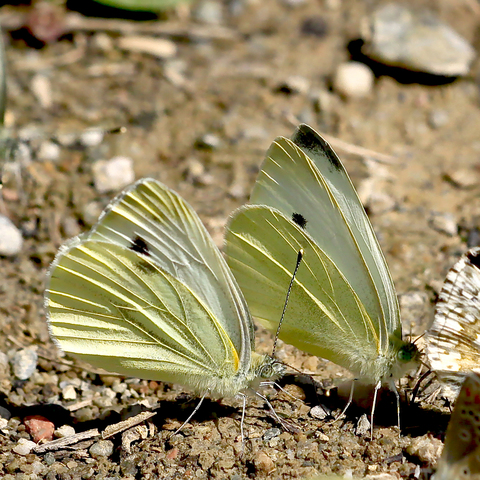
0 0 479 478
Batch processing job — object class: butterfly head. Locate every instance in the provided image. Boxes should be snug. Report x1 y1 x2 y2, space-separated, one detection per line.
397 341 420 364
256 356 286 381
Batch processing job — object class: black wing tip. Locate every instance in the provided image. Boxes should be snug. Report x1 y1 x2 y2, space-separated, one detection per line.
291 124 342 171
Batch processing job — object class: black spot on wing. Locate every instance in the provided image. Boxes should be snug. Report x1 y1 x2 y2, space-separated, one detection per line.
467 249 480 270
291 124 342 171
292 212 307 229
130 236 150 256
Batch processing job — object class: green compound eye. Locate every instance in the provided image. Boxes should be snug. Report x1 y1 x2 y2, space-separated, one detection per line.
398 343 420 363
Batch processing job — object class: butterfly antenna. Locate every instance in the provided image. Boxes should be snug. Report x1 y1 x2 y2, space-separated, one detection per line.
411 368 434 403
272 248 304 358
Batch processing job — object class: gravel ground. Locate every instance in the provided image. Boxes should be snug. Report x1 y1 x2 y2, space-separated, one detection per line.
0 0 479 478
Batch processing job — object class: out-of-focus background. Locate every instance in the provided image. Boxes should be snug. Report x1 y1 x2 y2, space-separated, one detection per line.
0 0 478 478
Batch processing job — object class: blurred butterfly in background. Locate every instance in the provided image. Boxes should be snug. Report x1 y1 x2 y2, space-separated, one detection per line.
224 124 420 429
45 178 285 430
426 247 480 400
434 371 480 480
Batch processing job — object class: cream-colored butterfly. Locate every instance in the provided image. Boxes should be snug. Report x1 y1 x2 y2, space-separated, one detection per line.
434 372 480 480
224 124 420 423
45 178 284 415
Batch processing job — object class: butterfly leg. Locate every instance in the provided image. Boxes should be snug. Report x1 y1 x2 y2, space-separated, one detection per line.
254 391 298 432
237 392 247 449
370 380 382 438
332 379 355 424
170 391 209 438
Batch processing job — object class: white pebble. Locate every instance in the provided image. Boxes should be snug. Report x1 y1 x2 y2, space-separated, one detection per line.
310 405 329 420
430 212 457 236
0 216 23 256
92 156 135 193
13 438 37 455
194 1 224 25
62 384 77 400
333 61 374 99
31 74 53 109
0 352 9 375
80 128 106 148
55 425 75 438
279 75 310 95
37 141 61 162
12 347 38 380
118 36 177 59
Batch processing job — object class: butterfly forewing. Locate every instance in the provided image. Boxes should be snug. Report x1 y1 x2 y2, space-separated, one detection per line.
290 125 400 340
247 131 395 349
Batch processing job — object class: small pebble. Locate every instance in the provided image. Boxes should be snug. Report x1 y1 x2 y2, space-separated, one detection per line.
0 216 23 256
12 438 37 455
428 109 449 129
44 452 55 466
55 425 75 438
196 133 221 150
278 75 310 95
263 427 281 441
80 128 107 148
282 0 307 6
0 351 9 375
361 3 476 76
89 439 114 459
355 414 370 436
302 355 319 372
446 168 479 189
0 405 11 420
0 418 8 430
300 16 328 38
429 212 457 236
92 156 135 194
254 451 275 474
12 347 37 380
31 73 53 109
333 62 374 99
194 1 224 25
118 36 177 59
405 434 443 463
24 415 55 443
310 404 329 420
37 140 60 162
62 384 77 400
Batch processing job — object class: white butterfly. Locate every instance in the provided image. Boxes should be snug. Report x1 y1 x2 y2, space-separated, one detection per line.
434 372 480 480
426 247 480 399
45 179 284 410
224 124 420 422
